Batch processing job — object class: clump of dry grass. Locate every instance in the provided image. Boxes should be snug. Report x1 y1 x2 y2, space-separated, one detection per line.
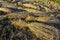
0 7 11 13
11 20 60 40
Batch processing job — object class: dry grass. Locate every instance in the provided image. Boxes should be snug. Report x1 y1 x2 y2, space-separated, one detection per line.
0 0 60 40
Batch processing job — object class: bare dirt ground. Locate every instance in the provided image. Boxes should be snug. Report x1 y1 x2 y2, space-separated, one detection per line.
0 0 60 40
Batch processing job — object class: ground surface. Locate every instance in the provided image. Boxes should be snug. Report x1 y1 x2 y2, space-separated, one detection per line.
0 0 60 40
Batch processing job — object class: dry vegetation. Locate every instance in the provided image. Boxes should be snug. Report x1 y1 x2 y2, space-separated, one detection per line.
0 0 60 40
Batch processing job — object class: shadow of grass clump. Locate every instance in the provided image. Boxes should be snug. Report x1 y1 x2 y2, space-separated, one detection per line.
0 26 41 40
